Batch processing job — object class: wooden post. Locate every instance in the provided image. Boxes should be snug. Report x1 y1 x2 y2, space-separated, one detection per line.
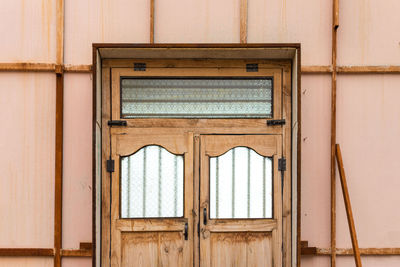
240 0 247 43
330 0 339 266
150 0 155 43
335 144 362 267
55 0 64 267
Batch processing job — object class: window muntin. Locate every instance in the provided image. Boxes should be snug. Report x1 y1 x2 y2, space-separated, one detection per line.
209 147 273 219
121 78 273 118
120 145 184 218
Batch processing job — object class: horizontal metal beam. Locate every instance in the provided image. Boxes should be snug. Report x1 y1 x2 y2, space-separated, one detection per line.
0 62 399 75
0 248 55 257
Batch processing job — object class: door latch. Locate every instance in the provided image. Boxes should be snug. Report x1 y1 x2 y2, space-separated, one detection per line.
108 120 127 127
267 119 286 126
184 222 188 240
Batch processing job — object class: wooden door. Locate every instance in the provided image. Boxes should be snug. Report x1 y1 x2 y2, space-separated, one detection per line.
110 131 194 266
199 134 282 267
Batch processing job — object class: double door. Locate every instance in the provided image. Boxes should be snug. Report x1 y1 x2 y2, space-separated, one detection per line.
109 131 283 266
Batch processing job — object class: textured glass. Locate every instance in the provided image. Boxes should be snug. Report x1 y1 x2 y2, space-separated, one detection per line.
210 147 273 219
120 145 184 218
121 78 272 118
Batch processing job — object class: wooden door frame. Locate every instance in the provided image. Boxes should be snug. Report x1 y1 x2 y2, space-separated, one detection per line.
92 43 301 267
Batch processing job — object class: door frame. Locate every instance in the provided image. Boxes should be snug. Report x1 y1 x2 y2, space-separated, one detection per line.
92 43 301 267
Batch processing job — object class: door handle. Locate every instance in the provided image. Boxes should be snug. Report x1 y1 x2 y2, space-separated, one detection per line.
203 207 207 225
184 222 188 240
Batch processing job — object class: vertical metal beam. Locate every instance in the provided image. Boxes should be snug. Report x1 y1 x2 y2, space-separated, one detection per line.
331 0 339 266
55 0 64 266
335 145 363 267
240 0 248 43
54 72 64 267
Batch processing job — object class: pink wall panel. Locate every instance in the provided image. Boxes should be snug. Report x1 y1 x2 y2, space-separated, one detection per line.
64 0 149 65
0 0 56 63
336 75 400 248
338 0 400 66
0 73 55 248
0 257 52 267
62 258 91 267
155 0 240 43
62 74 93 249
337 256 400 267
301 257 330 267
248 0 332 66
300 75 332 248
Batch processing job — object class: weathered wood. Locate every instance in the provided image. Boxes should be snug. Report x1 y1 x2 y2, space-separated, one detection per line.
79 242 93 250
101 67 111 267
336 144 362 267
150 0 155 43
333 0 339 28
0 63 55 72
330 0 339 266
61 249 92 257
56 0 64 65
64 64 92 73
0 248 54 257
54 73 64 267
301 247 400 256
102 59 293 266
240 0 248 43
338 65 400 74
2 62 400 74
110 133 193 266
199 135 282 267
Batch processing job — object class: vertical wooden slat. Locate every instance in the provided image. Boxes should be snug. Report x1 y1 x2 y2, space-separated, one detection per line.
150 0 155 43
55 0 64 266
56 0 64 65
330 0 339 266
240 0 247 43
335 145 362 267
54 72 64 267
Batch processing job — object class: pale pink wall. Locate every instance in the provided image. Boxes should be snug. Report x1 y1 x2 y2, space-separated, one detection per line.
1 0 400 266
0 0 56 62
62 74 93 249
0 73 55 249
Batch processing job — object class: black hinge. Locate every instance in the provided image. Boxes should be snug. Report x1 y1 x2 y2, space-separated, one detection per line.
197 222 200 237
108 120 127 127
106 159 115 173
246 63 258 72
267 119 286 126
134 63 146 71
278 158 286 172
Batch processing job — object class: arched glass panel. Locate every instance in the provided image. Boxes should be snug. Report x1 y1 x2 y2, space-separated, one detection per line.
210 147 273 219
120 145 184 218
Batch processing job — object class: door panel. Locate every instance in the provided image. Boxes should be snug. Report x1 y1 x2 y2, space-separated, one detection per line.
110 132 194 267
200 135 282 267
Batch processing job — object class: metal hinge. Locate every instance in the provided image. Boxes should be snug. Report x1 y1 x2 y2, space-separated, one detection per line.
197 222 200 237
134 63 146 71
106 159 115 173
246 63 258 72
108 120 127 127
267 119 286 126
278 158 286 172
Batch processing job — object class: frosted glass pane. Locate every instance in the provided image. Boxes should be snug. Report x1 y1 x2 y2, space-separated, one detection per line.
120 145 184 218
121 78 272 118
210 147 272 219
